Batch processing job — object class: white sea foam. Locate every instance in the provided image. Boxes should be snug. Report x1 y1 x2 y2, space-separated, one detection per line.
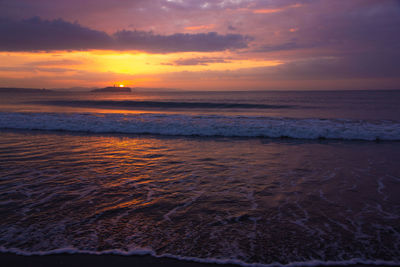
1 247 399 267
1 112 400 141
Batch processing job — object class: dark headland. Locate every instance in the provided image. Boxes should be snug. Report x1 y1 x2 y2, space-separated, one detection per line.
91 86 132 93
0 87 53 93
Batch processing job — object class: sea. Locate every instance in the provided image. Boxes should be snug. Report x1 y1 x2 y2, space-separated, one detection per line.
0 89 399 266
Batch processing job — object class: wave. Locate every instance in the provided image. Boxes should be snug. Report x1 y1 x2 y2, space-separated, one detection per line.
1 112 400 141
33 100 295 109
1 247 399 267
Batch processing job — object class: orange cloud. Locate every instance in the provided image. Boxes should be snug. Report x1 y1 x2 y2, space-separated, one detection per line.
185 24 215 31
0 51 283 89
253 3 302 14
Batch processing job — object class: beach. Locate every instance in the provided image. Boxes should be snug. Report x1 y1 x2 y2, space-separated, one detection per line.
1 90 399 266
0 253 238 267
1 252 386 267
2 1 400 265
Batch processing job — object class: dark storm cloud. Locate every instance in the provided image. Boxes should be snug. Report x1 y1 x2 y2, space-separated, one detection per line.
0 17 113 51
0 17 250 53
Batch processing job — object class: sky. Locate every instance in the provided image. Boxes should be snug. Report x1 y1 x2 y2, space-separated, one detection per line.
0 0 399 90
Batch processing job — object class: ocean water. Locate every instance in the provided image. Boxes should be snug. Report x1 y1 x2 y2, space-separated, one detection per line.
0 90 400 266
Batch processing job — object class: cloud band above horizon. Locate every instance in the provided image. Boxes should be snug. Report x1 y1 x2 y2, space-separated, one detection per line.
0 17 250 53
0 0 399 90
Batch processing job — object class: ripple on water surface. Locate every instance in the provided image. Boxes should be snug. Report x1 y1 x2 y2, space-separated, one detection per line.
0 131 399 266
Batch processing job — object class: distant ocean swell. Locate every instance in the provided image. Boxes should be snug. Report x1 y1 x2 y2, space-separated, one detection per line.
33 100 295 109
1 112 400 141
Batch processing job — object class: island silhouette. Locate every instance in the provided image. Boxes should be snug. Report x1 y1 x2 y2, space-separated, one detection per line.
91 85 131 93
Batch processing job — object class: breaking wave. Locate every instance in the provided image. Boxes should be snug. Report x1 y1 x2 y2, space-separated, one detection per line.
1 112 400 141
1 247 399 267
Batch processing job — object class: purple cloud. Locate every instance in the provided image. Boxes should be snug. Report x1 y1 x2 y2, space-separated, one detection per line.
114 30 249 53
0 17 112 51
1 0 399 87
0 17 250 53
165 57 230 66
254 42 317 52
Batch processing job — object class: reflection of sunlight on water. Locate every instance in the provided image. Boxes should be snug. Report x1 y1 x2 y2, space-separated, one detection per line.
0 91 297 117
2 90 400 119
0 131 400 264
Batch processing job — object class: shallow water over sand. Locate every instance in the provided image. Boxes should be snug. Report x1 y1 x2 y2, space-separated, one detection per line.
1 131 399 266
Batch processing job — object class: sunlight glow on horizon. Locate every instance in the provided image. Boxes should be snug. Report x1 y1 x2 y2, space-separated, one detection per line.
0 51 283 88
0 1 399 90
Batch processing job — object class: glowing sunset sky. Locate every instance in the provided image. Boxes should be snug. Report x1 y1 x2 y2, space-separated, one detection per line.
0 0 399 90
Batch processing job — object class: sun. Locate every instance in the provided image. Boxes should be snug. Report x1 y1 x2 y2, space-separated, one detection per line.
119 84 125 87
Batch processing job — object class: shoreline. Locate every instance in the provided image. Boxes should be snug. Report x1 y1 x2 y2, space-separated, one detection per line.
0 252 237 267
0 252 392 267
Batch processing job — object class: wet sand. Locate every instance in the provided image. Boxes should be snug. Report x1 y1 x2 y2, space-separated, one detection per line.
0 253 237 267
0 253 381 267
